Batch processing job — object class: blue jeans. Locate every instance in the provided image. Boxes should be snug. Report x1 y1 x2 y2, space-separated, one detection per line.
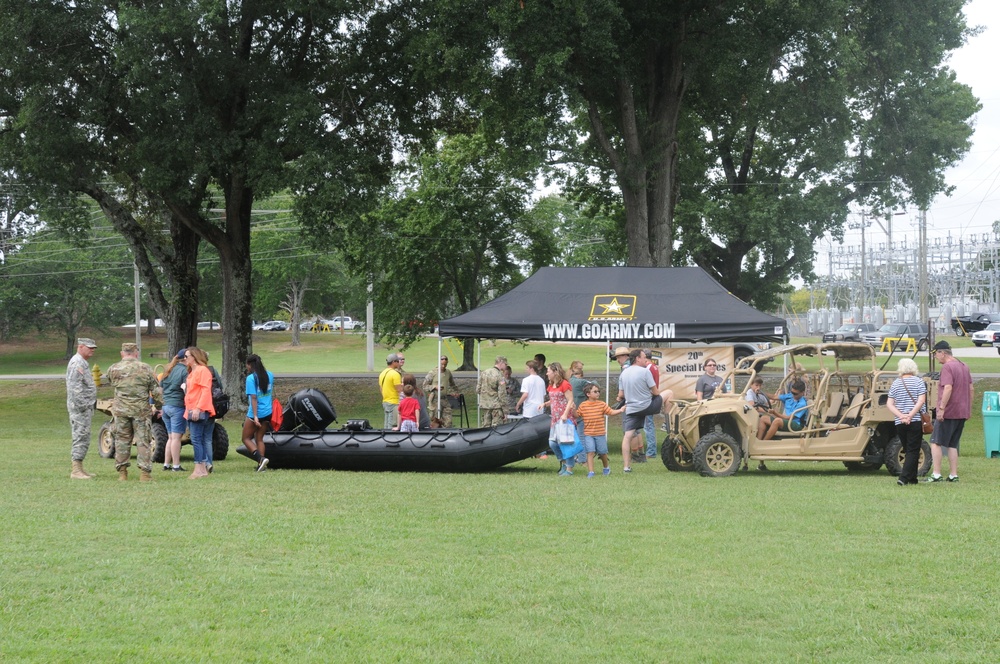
644 415 657 457
188 414 215 465
575 419 588 464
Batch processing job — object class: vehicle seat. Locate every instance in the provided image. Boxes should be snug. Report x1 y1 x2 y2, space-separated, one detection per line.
823 392 847 423
837 393 867 427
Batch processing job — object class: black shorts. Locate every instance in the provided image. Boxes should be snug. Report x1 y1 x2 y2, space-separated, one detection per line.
932 418 965 449
623 395 664 433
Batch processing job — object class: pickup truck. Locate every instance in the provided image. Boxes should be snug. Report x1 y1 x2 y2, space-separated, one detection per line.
951 312 1000 336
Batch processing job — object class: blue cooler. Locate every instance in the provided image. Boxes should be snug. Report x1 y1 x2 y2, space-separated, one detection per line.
983 392 1000 458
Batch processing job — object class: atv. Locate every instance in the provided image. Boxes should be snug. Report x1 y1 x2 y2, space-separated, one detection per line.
95 399 230 462
661 343 936 478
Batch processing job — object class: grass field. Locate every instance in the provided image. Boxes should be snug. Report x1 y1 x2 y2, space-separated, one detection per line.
3 337 1000 661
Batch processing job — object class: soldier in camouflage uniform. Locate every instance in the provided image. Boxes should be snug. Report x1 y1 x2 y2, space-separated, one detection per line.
476 356 508 428
423 355 461 427
66 338 99 479
106 342 163 482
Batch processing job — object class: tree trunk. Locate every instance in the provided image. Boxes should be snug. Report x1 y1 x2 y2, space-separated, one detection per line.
587 38 686 268
458 338 477 372
86 187 202 356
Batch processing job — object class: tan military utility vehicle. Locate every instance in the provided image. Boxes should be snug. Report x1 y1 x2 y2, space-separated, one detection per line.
94 399 230 462
661 343 936 477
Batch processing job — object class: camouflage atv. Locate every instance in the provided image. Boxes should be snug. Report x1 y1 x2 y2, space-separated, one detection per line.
95 399 230 462
661 343 936 477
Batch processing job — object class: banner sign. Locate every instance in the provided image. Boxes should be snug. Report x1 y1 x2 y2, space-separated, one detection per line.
646 347 736 400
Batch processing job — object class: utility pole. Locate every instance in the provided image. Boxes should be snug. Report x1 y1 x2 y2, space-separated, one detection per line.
919 208 928 322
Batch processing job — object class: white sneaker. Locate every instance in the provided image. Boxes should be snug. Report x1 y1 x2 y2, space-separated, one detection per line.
256 457 269 472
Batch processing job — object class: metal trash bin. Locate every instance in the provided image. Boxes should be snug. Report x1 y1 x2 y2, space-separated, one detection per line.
983 392 1000 458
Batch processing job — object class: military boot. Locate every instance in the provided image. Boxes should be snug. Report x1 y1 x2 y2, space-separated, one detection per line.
118 468 128 482
139 469 152 482
70 460 93 480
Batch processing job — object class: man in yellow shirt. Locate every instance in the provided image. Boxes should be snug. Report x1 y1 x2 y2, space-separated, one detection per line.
379 353 403 429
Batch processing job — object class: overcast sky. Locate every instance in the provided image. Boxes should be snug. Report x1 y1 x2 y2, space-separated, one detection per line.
828 0 1000 254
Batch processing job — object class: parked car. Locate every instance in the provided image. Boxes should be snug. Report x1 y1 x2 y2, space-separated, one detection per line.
860 322 930 351
821 323 878 343
971 322 1000 346
257 320 288 331
951 312 1000 336
661 342 936 478
197 321 222 331
329 316 357 330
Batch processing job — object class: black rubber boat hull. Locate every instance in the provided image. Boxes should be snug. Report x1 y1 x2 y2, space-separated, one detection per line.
237 414 551 472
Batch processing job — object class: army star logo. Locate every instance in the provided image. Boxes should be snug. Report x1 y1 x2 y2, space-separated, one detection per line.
589 294 637 320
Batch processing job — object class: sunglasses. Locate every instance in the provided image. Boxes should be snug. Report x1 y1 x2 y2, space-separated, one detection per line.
705 363 717 368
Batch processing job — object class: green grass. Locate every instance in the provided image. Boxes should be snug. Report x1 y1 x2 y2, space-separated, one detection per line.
4 376 1000 662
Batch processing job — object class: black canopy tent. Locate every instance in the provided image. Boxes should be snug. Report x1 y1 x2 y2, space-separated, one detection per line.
436 267 788 426
438 267 787 343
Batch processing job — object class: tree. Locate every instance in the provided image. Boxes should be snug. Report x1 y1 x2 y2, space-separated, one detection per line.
0 226 134 357
524 196 625 268
0 1 402 395
342 133 556 369
671 0 979 310
249 213 349 347
425 1 978 303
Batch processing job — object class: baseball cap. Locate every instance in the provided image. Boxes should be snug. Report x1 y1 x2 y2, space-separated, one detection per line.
121 342 139 353
386 352 400 364
176 349 188 360
933 340 951 351
77 338 97 348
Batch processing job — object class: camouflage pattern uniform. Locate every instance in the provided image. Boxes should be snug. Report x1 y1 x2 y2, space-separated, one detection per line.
424 367 459 427
107 350 162 472
66 352 98 462
477 365 507 428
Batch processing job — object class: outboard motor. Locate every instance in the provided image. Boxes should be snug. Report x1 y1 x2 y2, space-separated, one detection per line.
280 388 337 432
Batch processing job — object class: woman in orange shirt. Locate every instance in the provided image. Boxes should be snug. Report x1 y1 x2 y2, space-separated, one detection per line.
182 347 216 479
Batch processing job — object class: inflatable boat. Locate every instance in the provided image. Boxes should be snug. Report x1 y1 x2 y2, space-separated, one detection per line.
236 388 551 472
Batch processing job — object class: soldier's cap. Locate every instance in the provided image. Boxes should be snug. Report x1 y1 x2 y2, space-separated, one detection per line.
77 338 97 348
613 346 631 357
386 352 400 364
495 355 508 364
121 342 139 353
933 340 952 352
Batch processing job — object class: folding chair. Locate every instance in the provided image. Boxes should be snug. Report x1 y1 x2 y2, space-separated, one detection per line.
446 394 469 428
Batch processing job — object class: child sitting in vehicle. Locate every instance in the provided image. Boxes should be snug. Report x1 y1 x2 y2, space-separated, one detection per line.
575 383 625 477
761 379 808 440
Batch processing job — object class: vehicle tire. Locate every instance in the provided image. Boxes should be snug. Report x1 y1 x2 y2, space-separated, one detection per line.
662 438 695 472
693 432 741 477
212 425 230 460
152 421 168 464
98 422 115 458
884 436 932 477
884 436 903 476
956 327 966 336
917 339 929 352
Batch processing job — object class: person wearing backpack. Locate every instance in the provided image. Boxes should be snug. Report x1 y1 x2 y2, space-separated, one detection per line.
182 347 215 479
242 353 274 472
